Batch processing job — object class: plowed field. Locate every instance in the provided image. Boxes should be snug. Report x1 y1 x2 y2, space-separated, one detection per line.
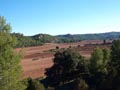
18 40 112 79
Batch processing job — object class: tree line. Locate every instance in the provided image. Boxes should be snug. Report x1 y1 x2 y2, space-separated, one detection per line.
12 33 43 47
12 32 120 47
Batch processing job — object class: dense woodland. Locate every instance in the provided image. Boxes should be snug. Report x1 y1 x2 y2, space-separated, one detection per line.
1 16 120 90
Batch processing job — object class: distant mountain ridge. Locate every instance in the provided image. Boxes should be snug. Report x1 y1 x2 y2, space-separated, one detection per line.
12 32 120 47
56 32 120 42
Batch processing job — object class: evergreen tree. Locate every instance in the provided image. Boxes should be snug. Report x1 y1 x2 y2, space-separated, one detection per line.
26 78 44 90
103 48 110 63
74 78 88 90
109 39 120 90
111 39 120 71
89 47 104 73
88 47 108 90
45 49 84 87
0 16 26 90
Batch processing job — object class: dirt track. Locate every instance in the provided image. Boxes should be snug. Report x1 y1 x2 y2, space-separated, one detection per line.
19 40 112 79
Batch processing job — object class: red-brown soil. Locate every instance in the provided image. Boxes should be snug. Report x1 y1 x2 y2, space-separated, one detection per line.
18 40 112 79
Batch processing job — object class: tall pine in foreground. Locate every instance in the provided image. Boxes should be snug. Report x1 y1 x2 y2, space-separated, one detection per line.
0 16 26 90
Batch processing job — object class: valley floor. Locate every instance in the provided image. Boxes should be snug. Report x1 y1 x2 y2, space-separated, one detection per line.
16 40 112 79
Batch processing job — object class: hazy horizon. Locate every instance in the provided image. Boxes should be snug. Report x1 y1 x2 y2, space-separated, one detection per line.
1 0 120 35
14 31 119 36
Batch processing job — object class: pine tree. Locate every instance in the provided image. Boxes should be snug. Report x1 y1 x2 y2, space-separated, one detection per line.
103 48 110 63
26 78 45 90
111 39 120 71
88 47 108 90
74 78 88 90
89 47 104 73
109 39 120 90
0 16 26 90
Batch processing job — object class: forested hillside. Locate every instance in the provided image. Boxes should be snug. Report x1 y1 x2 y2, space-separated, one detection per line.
56 32 120 43
13 32 120 47
12 33 43 47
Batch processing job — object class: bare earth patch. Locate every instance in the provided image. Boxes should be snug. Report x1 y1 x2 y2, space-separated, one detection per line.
18 40 112 79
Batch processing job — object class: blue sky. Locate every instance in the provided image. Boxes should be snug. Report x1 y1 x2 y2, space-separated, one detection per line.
0 0 120 35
